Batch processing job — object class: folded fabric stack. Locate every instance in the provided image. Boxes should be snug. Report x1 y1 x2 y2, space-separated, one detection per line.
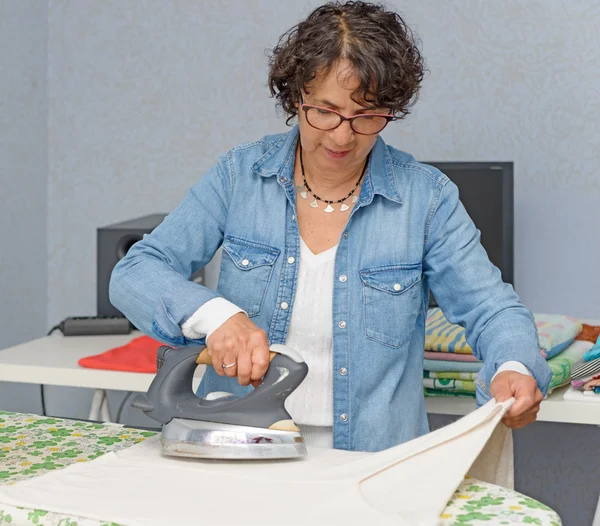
423 308 588 398
568 335 600 401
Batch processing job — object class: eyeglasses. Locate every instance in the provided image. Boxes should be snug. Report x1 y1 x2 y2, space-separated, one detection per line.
300 99 396 135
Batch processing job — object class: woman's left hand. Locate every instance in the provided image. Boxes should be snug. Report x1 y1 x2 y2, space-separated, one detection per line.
490 371 543 428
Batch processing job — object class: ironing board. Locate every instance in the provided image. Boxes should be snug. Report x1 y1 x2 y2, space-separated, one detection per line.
0 411 561 525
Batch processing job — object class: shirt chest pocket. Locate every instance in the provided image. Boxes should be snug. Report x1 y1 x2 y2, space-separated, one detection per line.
218 236 280 318
359 264 423 349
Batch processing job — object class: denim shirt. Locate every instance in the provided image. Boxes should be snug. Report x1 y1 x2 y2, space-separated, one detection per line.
109 125 552 452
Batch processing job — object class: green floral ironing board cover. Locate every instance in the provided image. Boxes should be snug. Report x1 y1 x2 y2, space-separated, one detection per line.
0 411 561 526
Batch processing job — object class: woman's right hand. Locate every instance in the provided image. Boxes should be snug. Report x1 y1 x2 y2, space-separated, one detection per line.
205 313 271 387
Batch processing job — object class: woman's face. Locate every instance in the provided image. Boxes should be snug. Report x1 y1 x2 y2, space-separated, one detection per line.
297 60 386 175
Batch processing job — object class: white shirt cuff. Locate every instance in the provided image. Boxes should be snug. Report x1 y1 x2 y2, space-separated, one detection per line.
181 298 246 342
491 360 532 382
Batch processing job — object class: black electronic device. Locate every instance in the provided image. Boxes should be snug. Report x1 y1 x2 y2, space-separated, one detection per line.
97 214 168 318
422 162 514 306
97 214 205 318
49 316 132 336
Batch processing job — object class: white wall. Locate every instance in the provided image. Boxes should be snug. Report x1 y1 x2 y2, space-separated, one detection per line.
381 1 600 319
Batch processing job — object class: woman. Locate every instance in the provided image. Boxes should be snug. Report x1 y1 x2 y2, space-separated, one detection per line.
110 1 551 452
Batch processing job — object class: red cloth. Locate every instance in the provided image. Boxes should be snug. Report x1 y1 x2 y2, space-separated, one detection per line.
576 324 600 344
78 335 163 373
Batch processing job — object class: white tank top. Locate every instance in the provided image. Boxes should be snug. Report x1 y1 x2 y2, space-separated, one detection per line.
284 237 337 434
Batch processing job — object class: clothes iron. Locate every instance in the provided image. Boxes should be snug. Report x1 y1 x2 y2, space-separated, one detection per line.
131 343 309 460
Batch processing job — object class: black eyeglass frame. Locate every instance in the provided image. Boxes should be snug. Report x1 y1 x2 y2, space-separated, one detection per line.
299 96 397 135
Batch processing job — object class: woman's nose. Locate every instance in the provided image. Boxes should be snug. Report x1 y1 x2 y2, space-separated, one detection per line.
328 120 354 147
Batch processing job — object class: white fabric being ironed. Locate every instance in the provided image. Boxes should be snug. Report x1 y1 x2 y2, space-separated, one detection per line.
0 399 515 526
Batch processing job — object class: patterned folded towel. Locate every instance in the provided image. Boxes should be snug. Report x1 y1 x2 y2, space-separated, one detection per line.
571 375 600 389
424 351 480 362
583 340 600 362
547 340 594 390
425 308 582 360
424 371 478 381
425 308 472 354
422 341 593 393
424 388 476 398
536 314 583 359
583 378 600 391
423 359 482 373
423 378 476 393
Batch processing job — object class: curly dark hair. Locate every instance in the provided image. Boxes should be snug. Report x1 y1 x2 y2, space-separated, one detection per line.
267 1 426 125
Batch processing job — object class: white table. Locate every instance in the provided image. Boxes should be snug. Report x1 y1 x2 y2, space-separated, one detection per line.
0 331 599 425
425 384 600 425
0 332 204 421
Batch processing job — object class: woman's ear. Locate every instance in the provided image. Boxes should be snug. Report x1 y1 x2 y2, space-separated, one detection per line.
296 90 305 110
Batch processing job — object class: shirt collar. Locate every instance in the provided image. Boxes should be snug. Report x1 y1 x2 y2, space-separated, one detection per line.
252 125 402 205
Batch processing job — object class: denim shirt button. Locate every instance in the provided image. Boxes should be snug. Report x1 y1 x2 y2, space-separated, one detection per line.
339 367 348 376
280 302 289 310
287 257 296 264
340 413 348 422
393 283 402 291
241 259 249 266
339 274 347 282
338 321 347 329
342 232 348 238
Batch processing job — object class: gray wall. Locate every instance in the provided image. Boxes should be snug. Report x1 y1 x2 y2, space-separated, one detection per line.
1 0 599 523
0 0 48 412
393 1 600 320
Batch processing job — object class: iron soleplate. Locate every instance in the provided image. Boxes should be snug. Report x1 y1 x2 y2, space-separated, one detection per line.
160 418 307 460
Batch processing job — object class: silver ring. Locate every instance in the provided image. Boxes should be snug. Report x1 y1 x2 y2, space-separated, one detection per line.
222 361 237 369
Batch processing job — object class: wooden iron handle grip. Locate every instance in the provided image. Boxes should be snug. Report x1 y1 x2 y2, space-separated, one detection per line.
195 349 277 365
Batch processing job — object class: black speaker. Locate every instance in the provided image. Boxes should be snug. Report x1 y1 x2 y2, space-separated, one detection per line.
97 214 166 317
96 214 207 317
97 216 207 323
